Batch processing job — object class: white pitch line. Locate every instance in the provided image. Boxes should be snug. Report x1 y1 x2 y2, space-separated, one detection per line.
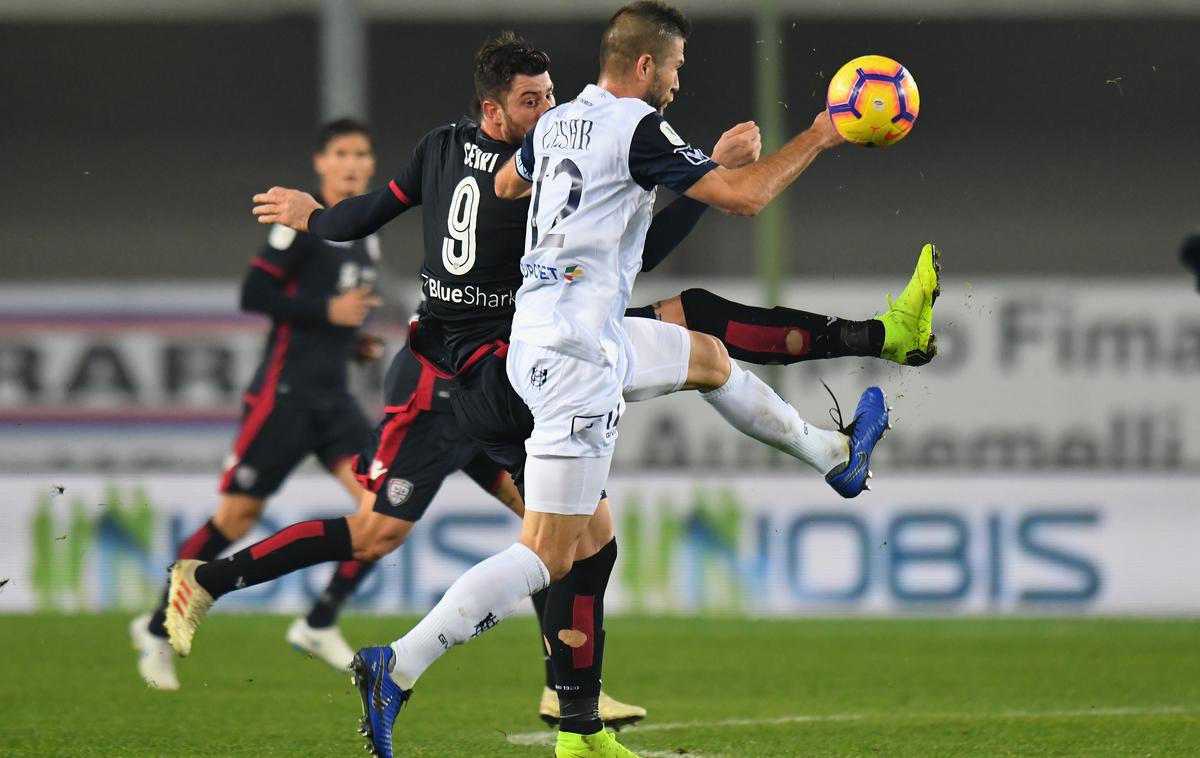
504 705 1199 750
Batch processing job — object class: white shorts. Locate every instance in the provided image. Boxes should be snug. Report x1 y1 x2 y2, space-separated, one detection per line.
620 316 691 403
508 318 691 516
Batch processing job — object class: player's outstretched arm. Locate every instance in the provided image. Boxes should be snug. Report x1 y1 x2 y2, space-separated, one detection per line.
495 156 533 200
641 121 763 273
252 187 322 232
685 110 844 217
252 185 410 241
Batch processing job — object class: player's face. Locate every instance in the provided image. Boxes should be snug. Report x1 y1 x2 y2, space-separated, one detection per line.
495 72 555 143
647 37 685 114
314 133 376 200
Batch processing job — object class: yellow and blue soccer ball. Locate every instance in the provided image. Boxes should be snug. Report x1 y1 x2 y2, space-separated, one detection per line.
826 55 919 147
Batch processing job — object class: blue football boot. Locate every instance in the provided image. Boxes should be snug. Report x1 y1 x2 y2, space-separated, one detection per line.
823 385 891 498
351 646 412 758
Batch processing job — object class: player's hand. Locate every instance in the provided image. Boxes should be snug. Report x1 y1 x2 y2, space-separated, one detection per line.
711 121 761 169
252 187 322 233
328 287 383 327
354 332 386 364
809 109 846 150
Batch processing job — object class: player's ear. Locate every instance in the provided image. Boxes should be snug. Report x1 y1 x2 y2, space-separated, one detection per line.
636 53 654 82
480 99 500 124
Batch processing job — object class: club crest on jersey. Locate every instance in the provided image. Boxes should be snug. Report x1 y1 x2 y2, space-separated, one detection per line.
386 478 414 506
564 265 584 283
530 366 549 388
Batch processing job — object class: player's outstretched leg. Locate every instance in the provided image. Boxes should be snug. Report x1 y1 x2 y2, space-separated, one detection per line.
288 560 377 670
621 317 890 497
165 517 355 656
639 243 941 367
533 586 647 729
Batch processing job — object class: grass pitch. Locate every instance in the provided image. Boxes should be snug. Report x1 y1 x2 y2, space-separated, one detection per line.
1 614 1197 757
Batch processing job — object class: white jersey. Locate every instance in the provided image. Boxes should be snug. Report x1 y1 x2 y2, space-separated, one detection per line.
509 84 717 366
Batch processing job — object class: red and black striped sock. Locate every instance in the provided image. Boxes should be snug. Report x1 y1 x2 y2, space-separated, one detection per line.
193 518 352 599
148 518 232 637
305 559 376 629
543 538 618 735
679 287 883 364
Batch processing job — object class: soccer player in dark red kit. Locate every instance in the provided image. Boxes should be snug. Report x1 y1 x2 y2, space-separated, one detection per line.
130 119 386 691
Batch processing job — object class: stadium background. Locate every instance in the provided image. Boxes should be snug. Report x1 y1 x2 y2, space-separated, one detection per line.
3 0 1199 620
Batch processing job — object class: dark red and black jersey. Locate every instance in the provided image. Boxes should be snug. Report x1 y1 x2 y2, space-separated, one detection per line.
242 222 380 409
305 115 706 380
384 118 527 374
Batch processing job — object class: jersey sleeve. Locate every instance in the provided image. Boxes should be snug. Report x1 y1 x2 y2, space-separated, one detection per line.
628 112 718 194
251 224 311 280
514 126 536 182
387 127 435 207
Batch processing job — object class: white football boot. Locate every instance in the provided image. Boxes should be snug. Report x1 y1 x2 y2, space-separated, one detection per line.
163 559 214 657
286 617 355 670
129 613 180 690
539 686 648 729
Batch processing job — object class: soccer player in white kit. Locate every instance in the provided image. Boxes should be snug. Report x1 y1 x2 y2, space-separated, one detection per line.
351 4 891 757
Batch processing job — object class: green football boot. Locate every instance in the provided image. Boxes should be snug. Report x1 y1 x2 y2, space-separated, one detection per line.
876 243 941 366
555 728 640 758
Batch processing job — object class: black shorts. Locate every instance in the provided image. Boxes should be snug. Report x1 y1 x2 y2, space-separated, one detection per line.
220 394 371 499
355 405 507 522
448 350 535 488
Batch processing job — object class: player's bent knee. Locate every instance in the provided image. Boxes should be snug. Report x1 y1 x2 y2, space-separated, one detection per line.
539 551 575 582
686 332 731 391
213 496 266 540
347 511 412 561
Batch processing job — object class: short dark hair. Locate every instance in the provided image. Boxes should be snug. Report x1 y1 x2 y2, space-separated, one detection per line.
600 1 691 73
315 118 372 153
474 31 551 105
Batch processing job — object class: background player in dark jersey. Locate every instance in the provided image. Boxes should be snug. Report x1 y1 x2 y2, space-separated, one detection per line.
130 119 386 691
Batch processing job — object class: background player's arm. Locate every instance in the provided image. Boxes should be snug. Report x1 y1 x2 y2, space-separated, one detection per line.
241 228 381 328
685 110 844 217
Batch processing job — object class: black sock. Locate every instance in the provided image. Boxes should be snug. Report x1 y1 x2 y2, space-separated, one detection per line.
305 560 376 628
149 518 232 638
193 518 352 599
530 587 555 689
679 287 883 365
544 538 618 735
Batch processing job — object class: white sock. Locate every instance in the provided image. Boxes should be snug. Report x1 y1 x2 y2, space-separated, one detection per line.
388 543 549 689
701 362 849 475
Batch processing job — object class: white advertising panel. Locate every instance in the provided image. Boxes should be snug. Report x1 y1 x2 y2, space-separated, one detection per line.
2 474 1195 616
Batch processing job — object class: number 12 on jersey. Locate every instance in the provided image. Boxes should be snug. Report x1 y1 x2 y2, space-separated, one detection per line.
529 155 583 251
